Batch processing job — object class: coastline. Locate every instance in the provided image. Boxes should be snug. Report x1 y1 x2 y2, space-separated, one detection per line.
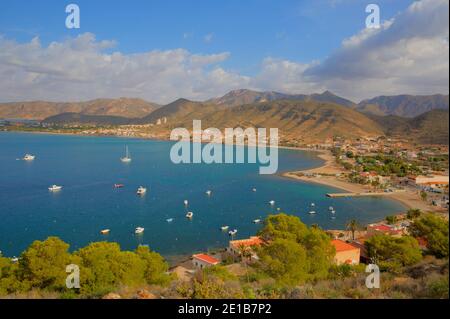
281 150 435 212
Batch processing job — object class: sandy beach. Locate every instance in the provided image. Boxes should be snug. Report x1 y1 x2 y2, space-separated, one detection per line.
282 150 438 212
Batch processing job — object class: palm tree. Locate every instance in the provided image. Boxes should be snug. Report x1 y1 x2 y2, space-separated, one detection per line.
346 219 359 241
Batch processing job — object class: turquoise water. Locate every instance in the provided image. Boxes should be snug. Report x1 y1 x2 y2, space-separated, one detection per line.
0 132 405 258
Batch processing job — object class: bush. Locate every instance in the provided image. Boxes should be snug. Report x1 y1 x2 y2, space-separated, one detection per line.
410 214 449 258
365 235 422 271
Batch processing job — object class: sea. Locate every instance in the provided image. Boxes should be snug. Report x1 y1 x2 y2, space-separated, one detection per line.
0 132 405 259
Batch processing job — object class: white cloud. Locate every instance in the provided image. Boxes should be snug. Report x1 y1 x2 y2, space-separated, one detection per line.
0 0 448 104
0 33 248 103
303 0 449 100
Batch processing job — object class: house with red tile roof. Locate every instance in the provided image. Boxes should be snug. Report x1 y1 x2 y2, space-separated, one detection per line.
367 223 403 237
331 239 360 265
192 253 220 269
228 236 265 261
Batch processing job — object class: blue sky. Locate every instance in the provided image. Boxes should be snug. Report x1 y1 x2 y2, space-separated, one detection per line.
0 0 448 100
1 0 413 73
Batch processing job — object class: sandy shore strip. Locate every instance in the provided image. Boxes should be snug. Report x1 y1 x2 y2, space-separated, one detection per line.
282 150 437 212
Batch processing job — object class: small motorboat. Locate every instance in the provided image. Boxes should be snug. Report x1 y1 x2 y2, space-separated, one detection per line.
309 211 317 215
135 227 145 234
23 154 35 161
186 212 194 219
166 218 174 223
276 208 281 211
311 203 316 207
252 188 257 192
206 190 212 196
328 206 334 211
136 186 147 195
48 185 63 192
269 200 275 206
331 210 336 215
114 184 125 189
253 219 262 224
100 229 110 235
221 225 229 231
184 200 189 206
228 229 238 236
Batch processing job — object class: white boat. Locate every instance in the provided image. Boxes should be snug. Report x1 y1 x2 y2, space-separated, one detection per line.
331 210 336 215
136 186 147 195
309 211 317 215
206 190 212 196
269 200 275 205
328 206 334 211
23 154 35 161
228 229 238 236
184 200 189 206
48 185 62 191
221 225 229 231
166 218 174 223
253 219 262 224
120 146 132 163
100 229 110 235
252 188 257 192
311 203 315 207
186 212 194 219
135 227 145 234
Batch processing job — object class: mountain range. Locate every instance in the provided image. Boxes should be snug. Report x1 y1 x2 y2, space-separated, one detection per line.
1 90 448 144
357 94 449 118
0 98 159 120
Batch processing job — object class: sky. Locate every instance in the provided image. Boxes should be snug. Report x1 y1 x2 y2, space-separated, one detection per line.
0 0 448 104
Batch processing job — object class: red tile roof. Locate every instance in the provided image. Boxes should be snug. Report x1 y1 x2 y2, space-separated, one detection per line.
369 224 392 232
331 239 360 252
230 236 264 249
192 254 220 265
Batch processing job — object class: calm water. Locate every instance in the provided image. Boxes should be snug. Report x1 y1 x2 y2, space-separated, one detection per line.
0 132 405 258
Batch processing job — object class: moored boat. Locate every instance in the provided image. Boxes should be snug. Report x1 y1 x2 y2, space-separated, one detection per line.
135 227 145 234
100 229 110 235
228 229 238 236
186 212 194 219
136 186 147 195
48 185 62 191
120 146 132 163
221 225 229 231
23 154 35 161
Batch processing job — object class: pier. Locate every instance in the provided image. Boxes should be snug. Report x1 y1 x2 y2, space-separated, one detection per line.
326 191 404 198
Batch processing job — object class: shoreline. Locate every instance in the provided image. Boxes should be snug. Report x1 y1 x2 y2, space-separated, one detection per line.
281 150 437 212
1 128 325 152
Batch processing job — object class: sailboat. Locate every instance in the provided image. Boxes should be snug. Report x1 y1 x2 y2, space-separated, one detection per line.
120 146 132 163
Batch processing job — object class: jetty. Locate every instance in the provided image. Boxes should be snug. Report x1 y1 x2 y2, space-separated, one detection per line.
326 190 405 198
